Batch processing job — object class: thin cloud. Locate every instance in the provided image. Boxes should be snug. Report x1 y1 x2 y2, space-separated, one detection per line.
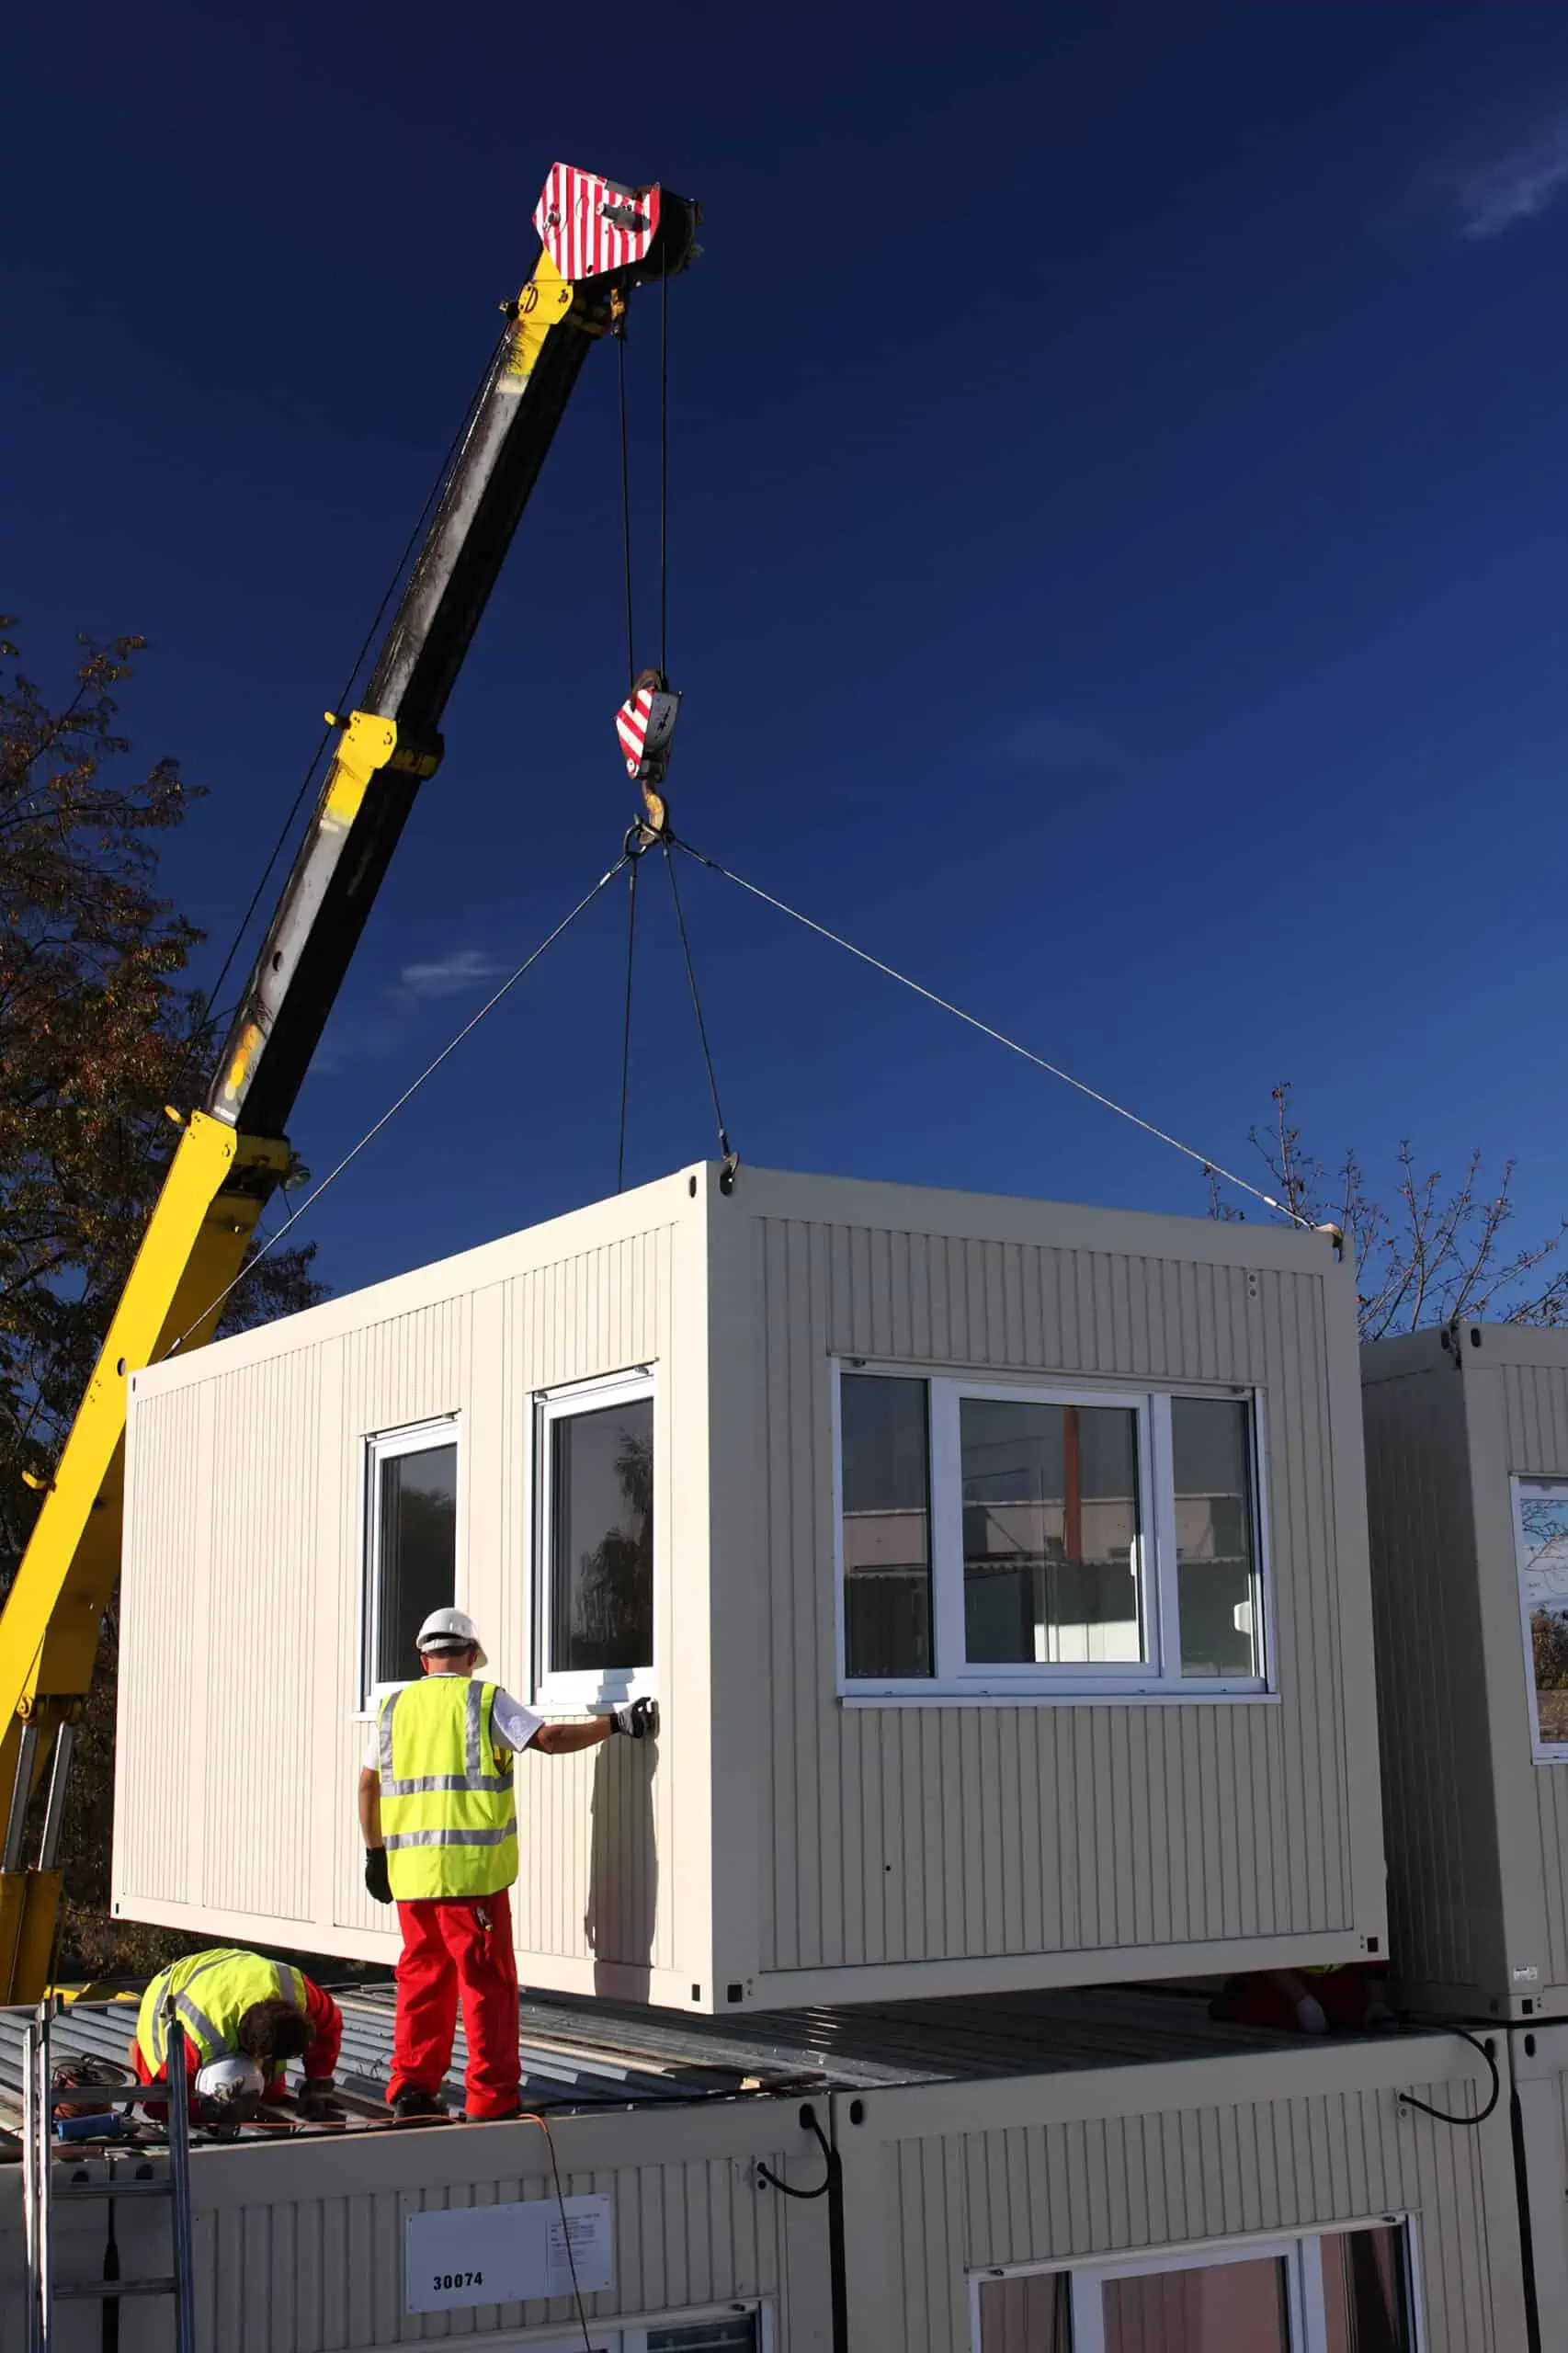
1438 116 1568 242
1009 717 1125 771
396 948 506 1002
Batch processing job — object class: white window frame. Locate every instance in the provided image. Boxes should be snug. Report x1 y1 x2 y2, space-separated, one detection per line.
1511 1473 1568 1763
835 1360 1274 1701
969 2216 1423 2353
534 1368 658 1712
358 1414 462 1713
468 2303 770 2352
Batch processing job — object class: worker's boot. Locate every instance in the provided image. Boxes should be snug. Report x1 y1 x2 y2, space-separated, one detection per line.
392 2086 446 2120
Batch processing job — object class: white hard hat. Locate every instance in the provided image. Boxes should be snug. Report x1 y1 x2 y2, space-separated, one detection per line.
195 2056 266 2110
415 1607 487 1665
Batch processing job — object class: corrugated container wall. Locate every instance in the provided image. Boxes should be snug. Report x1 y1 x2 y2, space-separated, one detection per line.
1507 2017 1568 2328
115 1168 714 2008
1363 1324 1568 2018
0 2092 831 2352
114 1165 1384 2011
835 2030 1524 2353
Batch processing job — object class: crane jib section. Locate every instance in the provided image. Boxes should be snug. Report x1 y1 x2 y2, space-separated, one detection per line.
0 163 699 2004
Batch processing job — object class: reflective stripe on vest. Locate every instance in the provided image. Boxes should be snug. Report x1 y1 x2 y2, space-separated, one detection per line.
376 1677 517 1899
137 1949 307 2073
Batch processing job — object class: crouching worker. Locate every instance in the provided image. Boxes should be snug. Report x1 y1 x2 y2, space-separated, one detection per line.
358 1608 657 2122
133 1948 344 2120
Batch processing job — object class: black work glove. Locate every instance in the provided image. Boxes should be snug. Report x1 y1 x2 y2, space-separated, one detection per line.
297 2077 341 2120
611 1696 659 1740
365 1847 393 1904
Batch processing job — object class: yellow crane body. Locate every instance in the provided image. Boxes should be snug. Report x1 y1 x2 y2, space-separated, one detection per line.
0 165 699 1999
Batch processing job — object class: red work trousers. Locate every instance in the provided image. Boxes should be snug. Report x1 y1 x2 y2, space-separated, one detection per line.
390 1889 520 2120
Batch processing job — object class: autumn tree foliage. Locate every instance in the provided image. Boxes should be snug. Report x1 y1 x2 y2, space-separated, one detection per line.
1211 1082 1568 1337
0 623 323 1969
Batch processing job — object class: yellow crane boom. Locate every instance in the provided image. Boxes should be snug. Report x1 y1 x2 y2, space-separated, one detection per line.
0 164 699 2000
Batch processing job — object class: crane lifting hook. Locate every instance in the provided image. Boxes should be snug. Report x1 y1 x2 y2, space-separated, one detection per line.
617 669 680 848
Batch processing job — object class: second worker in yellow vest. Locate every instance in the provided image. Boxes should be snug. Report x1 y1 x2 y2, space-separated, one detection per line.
132 1947 343 2119
357 1607 656 2121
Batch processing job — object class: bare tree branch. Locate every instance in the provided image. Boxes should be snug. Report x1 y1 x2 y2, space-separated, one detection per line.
1211 1082 1567 1338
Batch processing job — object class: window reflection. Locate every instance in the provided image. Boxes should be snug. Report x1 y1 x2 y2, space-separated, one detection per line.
960 1399 1144 1665
1102 2256 1289 2351
841 1374 933 1677
1320 2223 1413 2350
374 1442 457 1686
976 2272 1072 2350
1517 1481 1568 1747
550 1399 653 1673
1172 1396 1262 1679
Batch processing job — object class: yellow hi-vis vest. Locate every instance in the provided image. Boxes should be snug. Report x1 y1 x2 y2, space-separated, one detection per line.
137 1949 306 2075
377 1677 517 1900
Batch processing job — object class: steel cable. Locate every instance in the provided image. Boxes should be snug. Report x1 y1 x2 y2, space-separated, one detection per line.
662 843 733 1168
618 332 636 693
659 253 669 677
616 858 641 1191
672 839 1314 1228
159 856 630 1358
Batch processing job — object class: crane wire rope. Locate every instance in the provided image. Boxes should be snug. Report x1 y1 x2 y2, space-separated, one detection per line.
659 250 670 676
662 842 734 1170
671 838 1312 1228
159 855 630 1358
197 324 510 1033
615 857 641 1191
617 331 636 693
614 251 671 686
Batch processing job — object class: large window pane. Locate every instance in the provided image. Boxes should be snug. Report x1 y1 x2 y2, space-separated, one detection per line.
373 1441 457 1687
1102 2255 1289 2351
976 2272 1071 2350
960 1399 1144 1665
841 1375 933 1678
1172 1396 1262 1678
550 1397 653 1674
1516 1480 1568 1747
647 2320 759 2351
1321 2223 1414 2351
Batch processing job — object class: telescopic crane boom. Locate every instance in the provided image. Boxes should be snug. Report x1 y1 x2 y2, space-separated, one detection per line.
0 164 699 2002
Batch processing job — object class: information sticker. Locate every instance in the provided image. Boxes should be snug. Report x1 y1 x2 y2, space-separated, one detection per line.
405 2192 615 2313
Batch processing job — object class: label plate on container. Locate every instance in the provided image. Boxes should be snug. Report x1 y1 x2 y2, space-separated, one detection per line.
405 2193 614 2313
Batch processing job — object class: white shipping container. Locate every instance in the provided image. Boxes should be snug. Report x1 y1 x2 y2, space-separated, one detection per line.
113 1164 1384 2013
0 1989 1520 2352
1363 1324 1568 2018
0 2004 830 2352
834 2007 1523 2353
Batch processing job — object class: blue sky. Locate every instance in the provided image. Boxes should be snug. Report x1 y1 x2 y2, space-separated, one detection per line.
6 1 1568 1298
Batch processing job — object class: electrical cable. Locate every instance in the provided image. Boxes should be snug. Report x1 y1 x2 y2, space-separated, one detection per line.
1396 2026 1500 2127
674 839 1313 1228
197 325 509 1029
756 2108 835 2200
662 843 733 1169
616 858 641 1192
618 331 636 694
159 856 629 1358
521 2110 596 2353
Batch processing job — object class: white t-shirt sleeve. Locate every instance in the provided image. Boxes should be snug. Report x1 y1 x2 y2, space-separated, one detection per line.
491 1688 545 1756
362 1724 379 1772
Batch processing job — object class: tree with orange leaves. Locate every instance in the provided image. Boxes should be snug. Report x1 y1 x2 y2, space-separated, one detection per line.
0 621 323 1968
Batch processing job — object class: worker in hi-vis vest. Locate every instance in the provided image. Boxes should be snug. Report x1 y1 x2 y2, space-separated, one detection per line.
358 1607 656 2121
133 1948 343 2119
